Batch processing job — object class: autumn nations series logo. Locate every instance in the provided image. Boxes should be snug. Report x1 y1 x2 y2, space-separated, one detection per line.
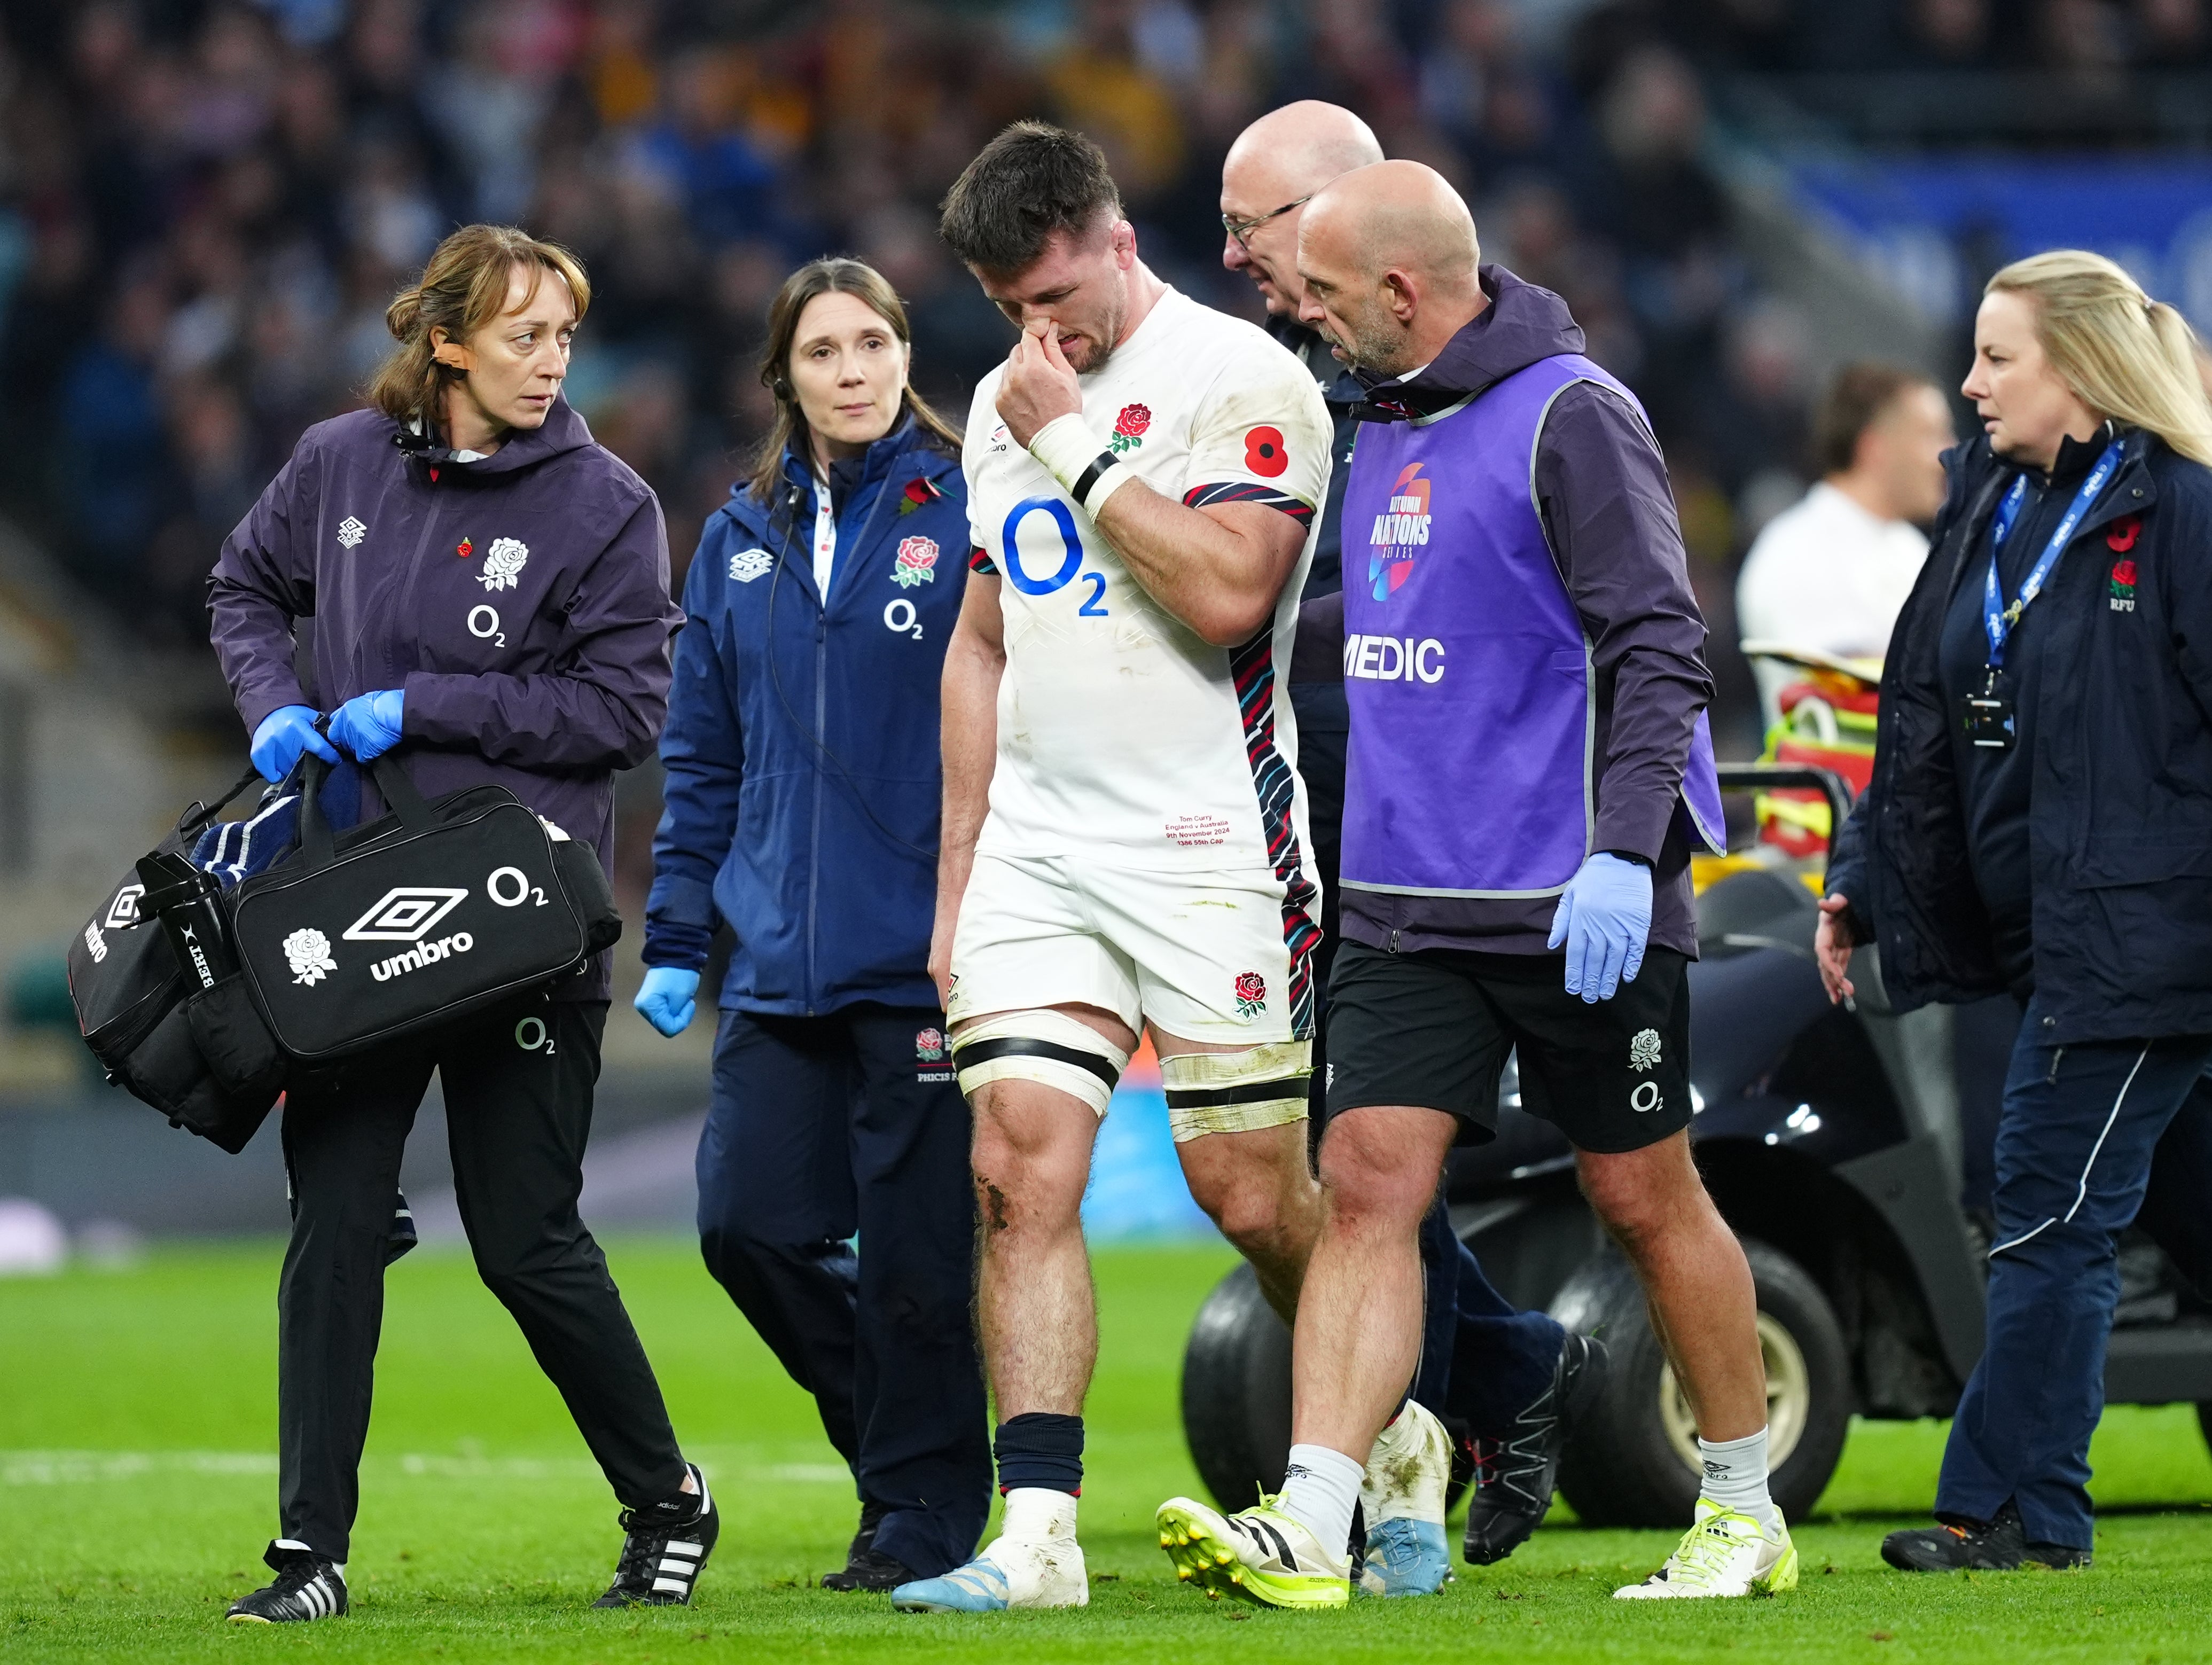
1367 463 1433 601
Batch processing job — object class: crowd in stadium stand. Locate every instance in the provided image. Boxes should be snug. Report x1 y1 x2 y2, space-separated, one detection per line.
0 0 2199 707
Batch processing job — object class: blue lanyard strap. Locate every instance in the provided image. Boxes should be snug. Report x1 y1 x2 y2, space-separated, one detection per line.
1982 438 2124 668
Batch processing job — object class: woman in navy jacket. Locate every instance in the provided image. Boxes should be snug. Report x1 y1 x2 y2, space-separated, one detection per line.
1822 252 2212 1575
636 258 987 1589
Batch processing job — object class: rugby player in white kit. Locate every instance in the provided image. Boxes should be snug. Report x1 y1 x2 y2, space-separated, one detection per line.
889 124 1453 1617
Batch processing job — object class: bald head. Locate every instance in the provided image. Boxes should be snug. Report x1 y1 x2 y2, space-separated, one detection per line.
1224 101 1384 202
1220 101 1384 316
1296 161 1487 376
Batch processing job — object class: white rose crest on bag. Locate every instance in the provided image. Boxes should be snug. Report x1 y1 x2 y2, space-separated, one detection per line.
283 927 338 986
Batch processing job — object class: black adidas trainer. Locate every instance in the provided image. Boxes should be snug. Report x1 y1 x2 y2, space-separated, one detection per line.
595 1464 719 1607
225 1541 348 1623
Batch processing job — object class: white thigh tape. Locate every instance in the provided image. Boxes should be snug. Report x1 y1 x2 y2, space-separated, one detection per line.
952 1009 1131 1117
1160 1041 1312 1143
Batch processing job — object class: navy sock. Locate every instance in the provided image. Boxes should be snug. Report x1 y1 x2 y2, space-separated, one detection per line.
994 1413 1084 1495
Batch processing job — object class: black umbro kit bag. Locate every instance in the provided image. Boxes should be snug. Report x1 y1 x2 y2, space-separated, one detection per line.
68 765 279 1153
230 753 619 1062
69 751 620 1147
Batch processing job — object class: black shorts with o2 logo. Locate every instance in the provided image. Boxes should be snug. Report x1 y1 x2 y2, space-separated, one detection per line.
1322 939 1693 1154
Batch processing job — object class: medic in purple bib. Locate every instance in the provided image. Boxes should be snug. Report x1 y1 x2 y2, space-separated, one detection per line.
1157 162 1793 1611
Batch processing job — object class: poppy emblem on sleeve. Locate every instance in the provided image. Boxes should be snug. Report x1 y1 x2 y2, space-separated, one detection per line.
899 476 941 515
1233 970 1268 1019
892 535 940 588
1245 425 1288 478
456 536 474 559
1111 403 1151 453
2107 515 2141 552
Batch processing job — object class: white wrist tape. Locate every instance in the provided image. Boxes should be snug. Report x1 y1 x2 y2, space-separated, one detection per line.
1027 413 1136 518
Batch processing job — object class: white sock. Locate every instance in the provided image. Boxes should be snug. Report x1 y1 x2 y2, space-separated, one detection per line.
1277 1443 1364 1561
1000 1486 1077 1543
1698 1428 1781 1534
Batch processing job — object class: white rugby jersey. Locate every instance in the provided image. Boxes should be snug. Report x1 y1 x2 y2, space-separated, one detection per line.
963 286 1333 878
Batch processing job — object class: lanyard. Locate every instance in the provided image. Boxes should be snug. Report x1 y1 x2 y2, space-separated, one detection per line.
1981 439 2123 668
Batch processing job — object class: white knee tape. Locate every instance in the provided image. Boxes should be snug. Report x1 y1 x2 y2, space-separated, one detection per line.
952 1010 1130 1117
1160 1041 1312 1143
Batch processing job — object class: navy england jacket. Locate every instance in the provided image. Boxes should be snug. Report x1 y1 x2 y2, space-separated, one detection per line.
1827 427 2212 1044
645 420 965 1015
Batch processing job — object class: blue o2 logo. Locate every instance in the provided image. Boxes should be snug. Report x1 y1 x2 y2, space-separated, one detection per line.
998 496 1109 615
1000 497 1084 595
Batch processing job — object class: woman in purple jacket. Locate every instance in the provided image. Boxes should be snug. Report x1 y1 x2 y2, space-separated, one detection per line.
206 225 710 1624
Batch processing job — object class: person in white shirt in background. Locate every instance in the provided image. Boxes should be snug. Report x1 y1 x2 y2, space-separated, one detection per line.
1737 362 1956 725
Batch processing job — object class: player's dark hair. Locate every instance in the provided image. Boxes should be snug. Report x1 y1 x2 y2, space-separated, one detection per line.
746 256 962 504
1814 362 1936 478
939 121 1122 273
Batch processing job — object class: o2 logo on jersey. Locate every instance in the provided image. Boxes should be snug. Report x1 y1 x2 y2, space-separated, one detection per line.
1001 497 1108 616
1366 463 1433 601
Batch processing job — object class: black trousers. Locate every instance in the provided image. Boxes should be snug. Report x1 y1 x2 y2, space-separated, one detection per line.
277 996 687 1560
697 1005 990 1579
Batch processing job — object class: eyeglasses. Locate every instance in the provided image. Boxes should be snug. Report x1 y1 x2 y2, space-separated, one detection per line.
1221 195 1313 247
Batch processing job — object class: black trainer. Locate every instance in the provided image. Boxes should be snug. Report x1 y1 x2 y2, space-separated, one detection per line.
1881 1503 2091 1572
1463 1331 1608 1566
823 1500 918 1590
225 1541 348 1624
822 1545 919 1592
595 1464 719 1607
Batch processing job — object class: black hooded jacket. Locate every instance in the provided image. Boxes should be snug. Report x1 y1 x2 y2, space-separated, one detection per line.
1827 427 2212 1044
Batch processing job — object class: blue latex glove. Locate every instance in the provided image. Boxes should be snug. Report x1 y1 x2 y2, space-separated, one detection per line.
1546 851 1653 1003
249 704 339 784
635 967 701 1037
328 689 406 761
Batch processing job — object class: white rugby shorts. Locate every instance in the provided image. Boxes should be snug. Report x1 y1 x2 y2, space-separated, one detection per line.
946 852 1318 1047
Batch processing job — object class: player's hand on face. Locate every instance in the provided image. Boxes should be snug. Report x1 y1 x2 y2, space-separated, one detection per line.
997 318 1084 448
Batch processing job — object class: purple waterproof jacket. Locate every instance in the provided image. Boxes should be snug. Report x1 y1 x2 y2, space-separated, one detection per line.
208 398 684 1001
1301 267 1718 958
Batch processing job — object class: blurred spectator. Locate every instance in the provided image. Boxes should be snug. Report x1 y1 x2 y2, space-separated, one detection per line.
1736 364 1955 724
0 0 1863 762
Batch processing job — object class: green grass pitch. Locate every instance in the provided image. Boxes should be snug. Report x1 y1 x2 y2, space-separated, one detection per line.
5 1238 2212 1662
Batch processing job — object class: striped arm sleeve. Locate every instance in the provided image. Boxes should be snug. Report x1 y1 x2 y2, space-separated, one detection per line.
1183 482 1316 525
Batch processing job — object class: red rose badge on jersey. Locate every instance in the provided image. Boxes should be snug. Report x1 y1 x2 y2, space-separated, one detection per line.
1111 403 1151 454
2111 557 2138 612
1244 425 1288 478
915 1027 945 1062
1233 971 1268 1019
892 535 940 588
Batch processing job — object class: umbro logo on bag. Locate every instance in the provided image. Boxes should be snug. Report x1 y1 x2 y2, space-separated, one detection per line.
343 887 467 942
107 885 144 928
369 932 474 984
